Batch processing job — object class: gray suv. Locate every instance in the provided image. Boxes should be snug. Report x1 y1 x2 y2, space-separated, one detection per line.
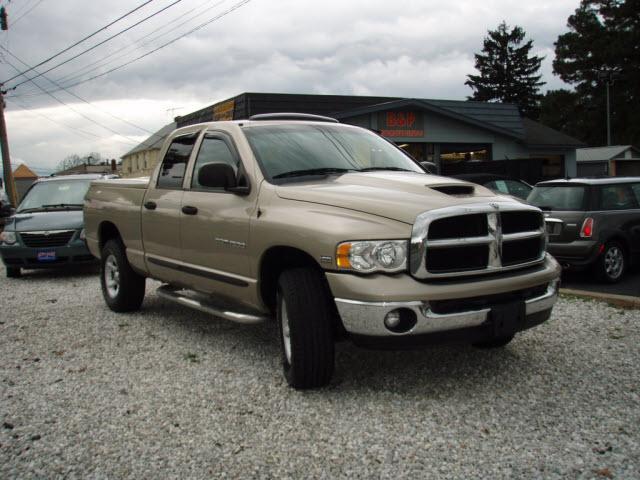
528 177 640 283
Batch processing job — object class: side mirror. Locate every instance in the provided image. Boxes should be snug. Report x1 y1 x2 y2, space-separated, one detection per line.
197 163 250 195
420 161 437 174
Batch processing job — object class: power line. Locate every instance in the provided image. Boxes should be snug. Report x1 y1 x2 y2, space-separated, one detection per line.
2 0 156 84
1 45 156 137
11 0 43 26
15 0 252 95
6 0 184 90
5 97 146 147
3 59 140 146
50 0 226 89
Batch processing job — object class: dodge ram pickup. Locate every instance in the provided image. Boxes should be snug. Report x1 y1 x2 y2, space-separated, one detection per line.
84 113 561 389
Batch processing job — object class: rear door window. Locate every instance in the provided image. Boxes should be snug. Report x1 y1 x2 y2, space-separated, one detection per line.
528 185 586 211
598 184 639 210
157 134 198 189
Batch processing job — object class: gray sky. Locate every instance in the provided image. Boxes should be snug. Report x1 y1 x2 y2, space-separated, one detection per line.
0 0 580 175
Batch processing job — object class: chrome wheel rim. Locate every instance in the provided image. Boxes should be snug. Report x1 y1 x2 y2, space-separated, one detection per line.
281 299 292 364
104 254 120 298
604 246 623 279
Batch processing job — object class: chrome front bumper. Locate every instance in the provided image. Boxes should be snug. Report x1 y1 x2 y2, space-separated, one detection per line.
334 280 559 337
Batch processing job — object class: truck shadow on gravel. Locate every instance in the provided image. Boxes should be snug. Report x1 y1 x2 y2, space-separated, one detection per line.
143 294 544 396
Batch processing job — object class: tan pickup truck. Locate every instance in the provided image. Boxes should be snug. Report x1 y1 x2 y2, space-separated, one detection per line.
84 113 560 389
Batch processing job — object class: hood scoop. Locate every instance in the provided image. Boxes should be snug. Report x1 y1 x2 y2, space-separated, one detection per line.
429 184 475 196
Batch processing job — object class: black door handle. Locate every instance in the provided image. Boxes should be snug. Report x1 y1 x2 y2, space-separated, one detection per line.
144 201 157 210
182 205 198 215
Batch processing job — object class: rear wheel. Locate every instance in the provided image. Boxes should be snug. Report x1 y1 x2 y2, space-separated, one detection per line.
6 266 21 278
597 241 626 283
100 239 146 312
277 268 335 389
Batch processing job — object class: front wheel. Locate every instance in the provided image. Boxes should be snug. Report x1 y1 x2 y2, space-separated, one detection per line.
277 268 335 389
597 241 626 283
100 239 146 312
6 266 21 278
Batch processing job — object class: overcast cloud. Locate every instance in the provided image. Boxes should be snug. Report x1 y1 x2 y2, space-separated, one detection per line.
0 0 579 174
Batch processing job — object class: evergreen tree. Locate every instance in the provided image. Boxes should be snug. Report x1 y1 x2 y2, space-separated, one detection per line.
465 22 545 117
550 0 640 146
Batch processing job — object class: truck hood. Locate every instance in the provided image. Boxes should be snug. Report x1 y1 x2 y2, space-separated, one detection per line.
275 172 513 224
4 210 84 232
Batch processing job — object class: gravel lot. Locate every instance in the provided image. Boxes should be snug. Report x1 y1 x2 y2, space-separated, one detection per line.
1 267 639 479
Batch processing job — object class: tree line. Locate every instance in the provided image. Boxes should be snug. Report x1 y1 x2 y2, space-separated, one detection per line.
465 0 639 147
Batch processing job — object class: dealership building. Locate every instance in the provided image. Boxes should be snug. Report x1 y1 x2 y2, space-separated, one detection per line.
125 92 585 183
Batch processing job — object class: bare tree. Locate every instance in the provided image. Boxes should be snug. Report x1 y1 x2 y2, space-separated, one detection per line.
56 152 104 173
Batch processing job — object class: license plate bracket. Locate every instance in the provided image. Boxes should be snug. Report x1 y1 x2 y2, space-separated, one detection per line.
37 250 57 262
490 300 526 337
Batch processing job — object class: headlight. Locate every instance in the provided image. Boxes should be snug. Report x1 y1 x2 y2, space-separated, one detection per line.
336 240 407 273
79 228 86 240
0 231 17 245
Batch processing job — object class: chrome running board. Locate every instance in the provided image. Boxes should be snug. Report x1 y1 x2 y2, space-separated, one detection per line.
156 285 269 325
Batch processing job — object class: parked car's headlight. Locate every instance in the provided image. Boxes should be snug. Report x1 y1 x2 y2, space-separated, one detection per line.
0 231 17 245
336 240 407 273
79 228 86 240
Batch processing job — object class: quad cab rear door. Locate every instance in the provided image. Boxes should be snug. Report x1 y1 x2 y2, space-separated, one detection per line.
141 130 201 283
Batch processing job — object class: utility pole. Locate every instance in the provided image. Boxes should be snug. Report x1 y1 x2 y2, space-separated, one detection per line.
605 77 611 146
598 70 618 146
0 88 18 207
0 8 17 207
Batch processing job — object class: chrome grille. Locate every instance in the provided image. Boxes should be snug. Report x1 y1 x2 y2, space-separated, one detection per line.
20 230 75 248
410 203 546 279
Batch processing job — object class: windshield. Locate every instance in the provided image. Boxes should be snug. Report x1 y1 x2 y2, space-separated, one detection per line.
243 124 424 180
528 185 586 211
18 179 92 212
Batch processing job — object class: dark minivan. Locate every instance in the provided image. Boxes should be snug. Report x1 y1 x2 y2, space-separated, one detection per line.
0 174 107 278
528 177 640 283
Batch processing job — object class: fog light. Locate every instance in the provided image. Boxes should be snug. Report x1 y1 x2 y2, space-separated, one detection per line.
384 310 401 329
384 308 417 334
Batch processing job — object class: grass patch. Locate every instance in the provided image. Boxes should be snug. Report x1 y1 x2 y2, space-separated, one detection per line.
184 352 200 363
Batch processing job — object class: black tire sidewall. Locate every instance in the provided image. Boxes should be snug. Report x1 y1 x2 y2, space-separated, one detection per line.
6 266 21 278
598 241 626 283
276 268 335 389
276 287 294 384
100 239 145 312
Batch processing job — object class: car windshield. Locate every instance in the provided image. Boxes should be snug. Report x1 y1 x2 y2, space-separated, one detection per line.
243 124 424 180
17 179 92 212
486 179 532 200
528 185 586 211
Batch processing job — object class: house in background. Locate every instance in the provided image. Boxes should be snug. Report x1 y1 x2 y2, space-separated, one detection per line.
13 163 38 202
576 145 640 177
121 122 176 177
56 160 119 176
175 92 585 184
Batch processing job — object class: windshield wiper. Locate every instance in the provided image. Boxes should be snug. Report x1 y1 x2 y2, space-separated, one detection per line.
41 203 84 209
272 168 354 179
357 167 414 172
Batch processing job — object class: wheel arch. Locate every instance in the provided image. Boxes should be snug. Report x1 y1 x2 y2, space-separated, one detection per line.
601 233 631 259
258 246 325 313
98 221 123 249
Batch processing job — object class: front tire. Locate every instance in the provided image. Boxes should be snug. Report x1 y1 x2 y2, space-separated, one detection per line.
277 268 335 389
6 266 21 278
597 241 626 283
100 239 146 312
